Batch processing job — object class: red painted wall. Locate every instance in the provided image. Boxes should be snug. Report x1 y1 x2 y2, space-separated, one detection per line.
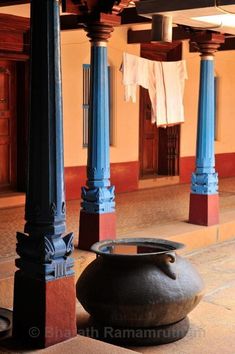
65 153 235 200
180 153 235 184
180 156 195 184
65 166 86 201
65 161 139 200
216 153 235 178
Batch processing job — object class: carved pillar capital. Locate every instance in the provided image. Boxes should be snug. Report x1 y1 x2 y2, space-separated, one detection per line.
190 31 225 57
84 21 114 44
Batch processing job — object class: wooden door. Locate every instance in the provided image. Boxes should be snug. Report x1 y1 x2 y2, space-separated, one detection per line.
139 44 166 178
158 125 180 176
139 42 182 178
139 87 158 177
0 61 16 192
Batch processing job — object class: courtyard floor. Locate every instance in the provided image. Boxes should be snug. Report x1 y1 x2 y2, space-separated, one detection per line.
0 177 235 353
2 177 235 260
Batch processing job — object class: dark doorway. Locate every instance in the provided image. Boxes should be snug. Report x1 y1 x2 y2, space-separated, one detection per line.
139 86 158 176
0 60 29 193
139 42 182 178
16 61 29 192
0 14 30 194
0 60 17 192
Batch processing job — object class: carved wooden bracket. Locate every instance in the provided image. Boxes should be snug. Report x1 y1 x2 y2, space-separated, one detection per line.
190 31 225 56
62 0 131 26
84 21 114 42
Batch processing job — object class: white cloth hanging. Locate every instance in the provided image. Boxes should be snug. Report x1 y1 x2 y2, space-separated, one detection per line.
148 60 166 126
122 52 149 102
149 60 188 126
162 60 188 126
121 52 188 127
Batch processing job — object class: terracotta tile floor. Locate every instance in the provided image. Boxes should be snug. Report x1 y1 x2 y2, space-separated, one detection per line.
1 177 235 260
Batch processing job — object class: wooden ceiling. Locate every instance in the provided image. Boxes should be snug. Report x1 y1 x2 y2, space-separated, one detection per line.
136 0 235 36
136 0 235 15
0 1 151 29
1 1 235 51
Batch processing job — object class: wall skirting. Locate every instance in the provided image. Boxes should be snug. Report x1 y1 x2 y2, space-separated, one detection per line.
65 161 139 200
180 153 235 184
65 153 235 200
180 156 195 184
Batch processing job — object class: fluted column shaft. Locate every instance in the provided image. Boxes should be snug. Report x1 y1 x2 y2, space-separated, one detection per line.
25 0 65 235
15 0 74 281
79 22 116 250
191 56 217 194
12 0 76 347
81 23 115 213
189 33 224 226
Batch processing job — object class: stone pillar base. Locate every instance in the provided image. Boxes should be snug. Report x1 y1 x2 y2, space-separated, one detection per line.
189 193 219 226
13 271 77 349
78 210 116 250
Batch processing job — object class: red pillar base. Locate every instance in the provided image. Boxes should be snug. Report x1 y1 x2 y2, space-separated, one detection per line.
78 210 116 250
12 271 77 349
189 193 219 226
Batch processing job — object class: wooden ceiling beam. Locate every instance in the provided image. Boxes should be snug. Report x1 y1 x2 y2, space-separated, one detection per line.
1 1 235 52
120 7 151 25
220 36 235 50
60 6 151 30
128 29 151 43
128 26 235 52
60 15 83 31
190 35 235 52
0 0 29 6
2 0 234 10
0 13 29 30
127 26 191 44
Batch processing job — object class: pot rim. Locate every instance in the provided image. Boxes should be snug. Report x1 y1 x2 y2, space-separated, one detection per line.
90 238 185 258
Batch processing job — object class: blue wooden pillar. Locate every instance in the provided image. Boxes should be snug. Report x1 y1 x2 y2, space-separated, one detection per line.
189 33 224 226
79 23 116 250
12 0 76 348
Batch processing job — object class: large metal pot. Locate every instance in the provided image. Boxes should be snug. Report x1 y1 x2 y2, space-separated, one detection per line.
76 238 204 344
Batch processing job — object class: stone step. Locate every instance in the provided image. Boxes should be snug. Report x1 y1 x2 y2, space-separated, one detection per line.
119 208 235 254
32 335 139 354
138 176 180 189
0 193 25 210
0 334 139 354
